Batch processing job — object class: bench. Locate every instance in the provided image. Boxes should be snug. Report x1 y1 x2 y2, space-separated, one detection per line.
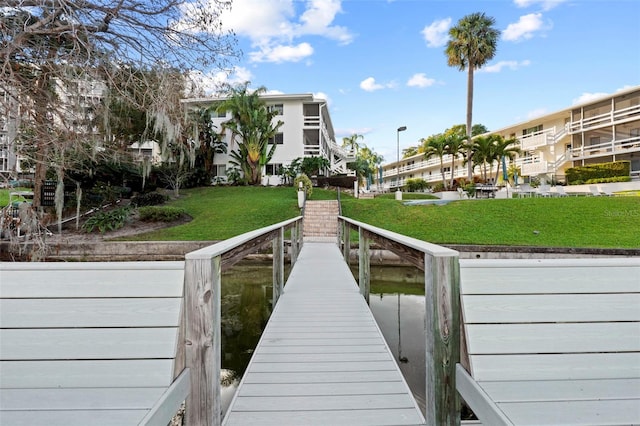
0 261 190 426
457 258 640 425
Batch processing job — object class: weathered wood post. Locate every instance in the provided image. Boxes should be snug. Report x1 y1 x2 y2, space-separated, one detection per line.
273 227 284 305
424 252 460 426
290 222 298 265
358 227 370 304
184 253 222 426
342 220 351 263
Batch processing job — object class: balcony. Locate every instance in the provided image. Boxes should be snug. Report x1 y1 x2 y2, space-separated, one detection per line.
569 104 640 133
303 116 320 127
569 136 640 160
520 129 555 150
518 156 551 176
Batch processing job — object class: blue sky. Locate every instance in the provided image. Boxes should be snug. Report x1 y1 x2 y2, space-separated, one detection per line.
195 0 640 163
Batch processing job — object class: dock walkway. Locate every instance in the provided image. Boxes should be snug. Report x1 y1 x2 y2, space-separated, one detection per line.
223 242 425 426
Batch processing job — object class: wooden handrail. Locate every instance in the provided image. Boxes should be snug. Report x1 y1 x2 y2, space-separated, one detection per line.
180 216 303 426
338 216 461 426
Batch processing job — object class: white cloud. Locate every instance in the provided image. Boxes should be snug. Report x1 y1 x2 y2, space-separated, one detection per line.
514 0 567 11
421 18 451 48
360 77 384 92
314 91 330 103
218 0 296 43
188 66 254 95
527 108 548 119
336 127 373 139
249 42 314 63
572 92 610 105
407 73 436 88
359 77 396 92
298 0 353 44
216 0 353 63
503 13 549 41
479 60 531 73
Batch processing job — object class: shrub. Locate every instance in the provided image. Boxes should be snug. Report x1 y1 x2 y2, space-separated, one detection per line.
432 182 445 192
405 178 428 192
82 207 131 234
566 161 630 185
131 191 168 207
294 174 313 199
138 206 186 222
585 176 631 184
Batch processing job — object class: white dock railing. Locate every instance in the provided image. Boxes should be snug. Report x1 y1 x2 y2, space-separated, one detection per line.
180 216 303 426
338 216 462 425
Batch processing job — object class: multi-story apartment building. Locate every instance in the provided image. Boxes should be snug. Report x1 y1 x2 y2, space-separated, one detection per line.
1 77 106 180
382 85 640 189
0 89 19 178
183 93 354 184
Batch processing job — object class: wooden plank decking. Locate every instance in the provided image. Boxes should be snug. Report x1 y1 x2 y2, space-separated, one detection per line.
222 242 425 426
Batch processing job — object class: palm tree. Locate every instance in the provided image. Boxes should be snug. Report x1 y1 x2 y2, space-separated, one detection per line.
342 134 364 154
446 12 500 180
470 135 495 183
491 136 521 184
443 127 468 188
218 84 284 185
423 134 449 190
402 146 419 158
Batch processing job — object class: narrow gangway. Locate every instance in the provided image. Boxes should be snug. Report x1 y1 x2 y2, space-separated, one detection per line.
223 241 425 426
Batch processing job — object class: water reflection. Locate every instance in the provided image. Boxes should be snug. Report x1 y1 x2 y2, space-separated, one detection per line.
220 261 276 416
219 261 427 416
369 293 426 414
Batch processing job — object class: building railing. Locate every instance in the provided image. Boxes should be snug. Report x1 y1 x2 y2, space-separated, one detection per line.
382 155 462 179
180 216 303 426
519 127 557 150
338 216 461 425
569 104 640 133
303 116 321 127
569 136 640 160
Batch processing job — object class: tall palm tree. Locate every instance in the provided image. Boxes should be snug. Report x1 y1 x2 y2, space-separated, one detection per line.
423 134 449 190
446 12 500 180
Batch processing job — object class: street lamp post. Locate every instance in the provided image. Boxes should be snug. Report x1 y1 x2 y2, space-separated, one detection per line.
396 126 407 200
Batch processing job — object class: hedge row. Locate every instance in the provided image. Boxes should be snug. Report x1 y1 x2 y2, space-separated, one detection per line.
566 161 630 185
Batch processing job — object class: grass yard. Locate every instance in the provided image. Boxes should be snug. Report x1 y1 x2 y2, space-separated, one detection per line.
341 195 640 249
129 186 639 249
0 188 33 207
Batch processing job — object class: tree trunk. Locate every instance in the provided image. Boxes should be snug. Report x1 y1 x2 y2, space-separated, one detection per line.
249 161 259 185
466 66 474 180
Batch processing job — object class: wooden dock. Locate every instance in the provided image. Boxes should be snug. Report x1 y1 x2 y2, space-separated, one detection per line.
222 242 425 426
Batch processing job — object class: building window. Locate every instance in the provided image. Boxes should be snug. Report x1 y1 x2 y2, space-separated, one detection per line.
213 164 226 177
213 110 227 118
522 124 542 136
268 104 284 115
265 163 282 175
268 133 284 145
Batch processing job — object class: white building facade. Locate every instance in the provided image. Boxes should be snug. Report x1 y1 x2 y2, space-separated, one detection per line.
183 93 354 185
382 86 640 189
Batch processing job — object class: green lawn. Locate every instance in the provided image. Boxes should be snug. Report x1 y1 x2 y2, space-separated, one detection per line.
129 186 639 249
0 188 33 207
341 196 640 249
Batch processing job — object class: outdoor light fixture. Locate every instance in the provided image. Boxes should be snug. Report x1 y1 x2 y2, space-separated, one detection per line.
396 126 407 200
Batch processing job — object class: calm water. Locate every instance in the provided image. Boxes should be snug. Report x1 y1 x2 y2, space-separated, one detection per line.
219 261 426 416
